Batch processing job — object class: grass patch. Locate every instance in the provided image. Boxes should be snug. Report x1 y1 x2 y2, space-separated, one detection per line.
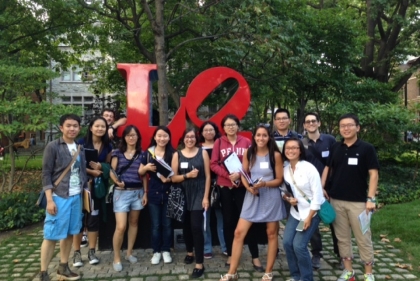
371 199 420 275
0 155 42 170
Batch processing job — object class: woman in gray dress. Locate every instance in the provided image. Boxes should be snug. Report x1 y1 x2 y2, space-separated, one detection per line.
220 125 285 281
171 127 211 278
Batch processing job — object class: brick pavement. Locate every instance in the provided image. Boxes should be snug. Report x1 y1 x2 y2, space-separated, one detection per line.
0 223 417 281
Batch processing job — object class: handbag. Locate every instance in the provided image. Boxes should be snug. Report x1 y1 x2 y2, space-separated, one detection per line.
166 184 186 222
289 166 336 225
107 152 140 203
36 145 81 209
210 182 221 208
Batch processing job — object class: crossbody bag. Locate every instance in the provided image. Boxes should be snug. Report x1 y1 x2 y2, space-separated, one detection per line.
36 145 81 209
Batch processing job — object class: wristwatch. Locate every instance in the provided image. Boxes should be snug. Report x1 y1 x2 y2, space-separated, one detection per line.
367 197 376 203
109 126 114 130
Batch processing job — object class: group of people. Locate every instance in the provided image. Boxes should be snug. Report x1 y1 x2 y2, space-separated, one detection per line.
39 109 379 281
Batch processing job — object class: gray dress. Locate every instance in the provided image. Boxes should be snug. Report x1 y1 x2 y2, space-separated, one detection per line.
178 148 206 211
240 154 286 222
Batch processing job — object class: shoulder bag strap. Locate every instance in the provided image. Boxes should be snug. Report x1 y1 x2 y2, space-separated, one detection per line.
53 144 81 187
289 165 311 204
117 152 140 176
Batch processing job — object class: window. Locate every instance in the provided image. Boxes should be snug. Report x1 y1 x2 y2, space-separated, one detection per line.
73 97 82 102
62 71 71 81
84 97 93 102
61 96 71 102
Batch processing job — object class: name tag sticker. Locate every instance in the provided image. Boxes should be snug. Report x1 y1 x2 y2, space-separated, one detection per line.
180 162 188 169
260 162 269 169
348 158 358 165
322 151 329 158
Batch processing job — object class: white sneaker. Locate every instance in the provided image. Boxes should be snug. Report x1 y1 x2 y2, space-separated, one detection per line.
151 252 162 265
162 251 172 264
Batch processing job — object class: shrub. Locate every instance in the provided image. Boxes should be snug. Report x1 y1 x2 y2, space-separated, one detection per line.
0 192 45 231
377 164 420 204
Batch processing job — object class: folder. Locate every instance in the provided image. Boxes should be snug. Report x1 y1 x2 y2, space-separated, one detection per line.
85 148 98 167
153 158 174 178
223 152 243 174
83 188 92 213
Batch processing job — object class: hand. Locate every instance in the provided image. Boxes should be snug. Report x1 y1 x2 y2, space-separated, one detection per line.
46 200 57 216
116 181 125 189
247 187 259 196
159 175 171 183
288 197 298 206
303 217 312 230
253 180 265 189
146 163 156 172
366 201 376 213
188 168 199 179
108 127 114 139
202 198 209 211
90 169 102 178
142 193 148 206
89 161 102 170
323 189 330 200
229 172 240 182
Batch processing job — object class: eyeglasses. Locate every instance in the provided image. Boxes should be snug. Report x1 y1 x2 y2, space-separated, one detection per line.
275 117 289 121
203 129 214 133
126 134 138 138
339 124 356 129
184 136 196 139
285 146 300 151
224 123 238 128
304 119 317 124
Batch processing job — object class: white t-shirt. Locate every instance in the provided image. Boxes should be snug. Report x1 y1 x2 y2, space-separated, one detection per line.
66 142 81 196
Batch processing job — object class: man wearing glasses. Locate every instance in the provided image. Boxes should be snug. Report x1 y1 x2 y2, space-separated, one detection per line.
322 113 379 281
272 108 302 150
302 112 337 270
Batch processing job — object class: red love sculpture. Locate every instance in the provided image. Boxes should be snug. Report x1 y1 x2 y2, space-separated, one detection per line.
117 64 252 149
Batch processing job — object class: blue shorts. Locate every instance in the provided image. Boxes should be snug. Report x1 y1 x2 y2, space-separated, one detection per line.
44 194 83 241
113 189 144 213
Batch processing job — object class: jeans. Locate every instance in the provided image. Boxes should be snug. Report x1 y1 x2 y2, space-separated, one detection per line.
310 227 323 257
183 210 205 264
204 207 227 254
148 202 172 253
283 214 321 281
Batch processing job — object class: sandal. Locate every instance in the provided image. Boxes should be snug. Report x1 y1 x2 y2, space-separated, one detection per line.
220 273 239 281
262 272 273 281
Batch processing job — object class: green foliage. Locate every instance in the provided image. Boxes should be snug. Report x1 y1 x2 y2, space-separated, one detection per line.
0 192 45 231
377 164 420 204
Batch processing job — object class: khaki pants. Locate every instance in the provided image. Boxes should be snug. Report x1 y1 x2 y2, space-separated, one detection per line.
331 198 374 264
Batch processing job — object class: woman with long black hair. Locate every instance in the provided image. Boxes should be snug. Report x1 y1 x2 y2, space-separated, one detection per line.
72 116 112 267
220 125 285 281
140 126 175 265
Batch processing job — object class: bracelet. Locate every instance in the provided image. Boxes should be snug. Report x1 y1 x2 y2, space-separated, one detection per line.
367 197 376 203
183 174 187 180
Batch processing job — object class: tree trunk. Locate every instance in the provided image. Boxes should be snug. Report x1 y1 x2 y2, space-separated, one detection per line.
154 0 169 125
8 146 15 192
361 0 376 78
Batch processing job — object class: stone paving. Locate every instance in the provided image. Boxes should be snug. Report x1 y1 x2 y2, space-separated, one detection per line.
0 223 417 281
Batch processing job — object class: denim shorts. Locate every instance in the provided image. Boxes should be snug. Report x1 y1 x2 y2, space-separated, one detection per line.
113 189 144 213
44 194 83 241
